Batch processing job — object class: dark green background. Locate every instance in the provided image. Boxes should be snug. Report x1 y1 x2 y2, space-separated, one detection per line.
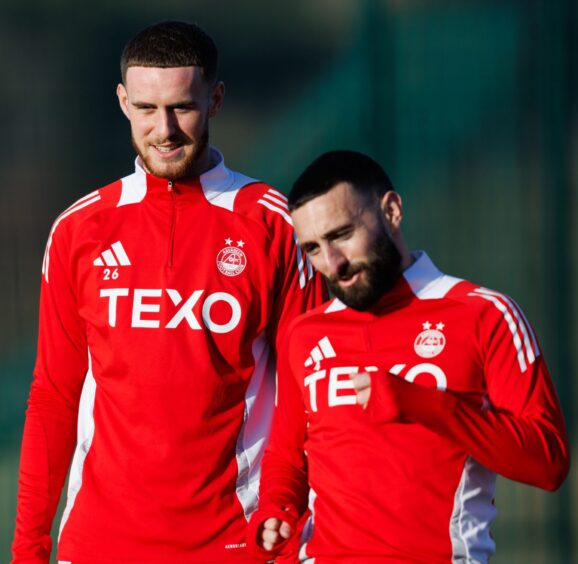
1 1 576 562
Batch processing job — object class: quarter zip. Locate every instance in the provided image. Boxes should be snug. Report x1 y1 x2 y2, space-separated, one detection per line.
168 180 176 268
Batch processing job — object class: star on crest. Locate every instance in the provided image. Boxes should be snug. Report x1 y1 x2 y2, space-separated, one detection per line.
237 240 245 248
422 321 432 330
436 322 445 331
225 238 232 246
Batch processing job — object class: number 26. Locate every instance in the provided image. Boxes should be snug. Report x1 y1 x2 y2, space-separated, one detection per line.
103 268 119 280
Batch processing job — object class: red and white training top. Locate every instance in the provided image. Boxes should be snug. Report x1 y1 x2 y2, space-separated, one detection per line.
12 148 326 563
250 251 569 563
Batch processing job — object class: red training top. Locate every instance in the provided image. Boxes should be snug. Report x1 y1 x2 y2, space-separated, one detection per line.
250 251 569 563
13 147 326 563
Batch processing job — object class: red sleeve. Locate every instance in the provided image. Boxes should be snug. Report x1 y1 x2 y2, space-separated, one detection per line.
246 332 310 560
266 216 327 352
12 223 88 563
367 299 570 491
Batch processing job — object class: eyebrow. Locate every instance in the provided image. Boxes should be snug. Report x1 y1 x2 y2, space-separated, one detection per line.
299 222 355 251
131 100 199 109
323 223 355 241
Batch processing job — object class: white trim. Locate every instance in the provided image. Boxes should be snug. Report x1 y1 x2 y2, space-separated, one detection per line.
117 167 147 207
449 457 496 563
469 289 531 373
200 148 257 212
306 254 314 280
517 304 540 355
235 332 276 519
59 352 97 540
42 194 101 282
324 298 346 313
257 198 293 225
262 191 289 209
299 488 317 563
292 232 314 289
62 190 100 210
266 187 288 202
403 251 463 299
294 233 307 289
473 288 539 365
202 169 255 212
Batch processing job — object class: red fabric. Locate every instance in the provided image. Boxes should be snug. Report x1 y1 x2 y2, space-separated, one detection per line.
368 368 568 490
252 252 569 562
12 152 327 563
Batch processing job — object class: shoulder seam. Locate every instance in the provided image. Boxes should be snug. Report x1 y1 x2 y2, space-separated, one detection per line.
42 191 102 283
467 287 540 373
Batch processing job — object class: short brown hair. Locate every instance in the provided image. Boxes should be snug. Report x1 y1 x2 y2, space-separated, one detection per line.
120 21 219 84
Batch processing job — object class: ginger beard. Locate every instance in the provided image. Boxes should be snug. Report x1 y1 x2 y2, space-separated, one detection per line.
327 225 402 311
132 121 210 180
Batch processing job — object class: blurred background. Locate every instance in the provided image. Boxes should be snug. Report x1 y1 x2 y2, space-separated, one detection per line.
1 0 576 561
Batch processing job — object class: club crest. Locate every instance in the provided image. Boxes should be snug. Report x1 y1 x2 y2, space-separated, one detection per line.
217 238 247 277
414 321 446 358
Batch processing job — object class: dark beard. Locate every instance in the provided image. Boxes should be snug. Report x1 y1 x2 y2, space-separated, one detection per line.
327 228 402 311
133 126 210 180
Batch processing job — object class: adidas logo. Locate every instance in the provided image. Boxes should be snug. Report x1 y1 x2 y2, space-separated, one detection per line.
93 241 131 267
304 336 336 370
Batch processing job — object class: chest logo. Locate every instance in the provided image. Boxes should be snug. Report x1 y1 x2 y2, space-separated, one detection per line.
414 321 446 358
217 238 247 277
304 336 336 370
94 240 131 280
93 240 131 268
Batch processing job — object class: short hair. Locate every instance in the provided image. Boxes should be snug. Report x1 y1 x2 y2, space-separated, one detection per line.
120 21 219 84
288 150 395 211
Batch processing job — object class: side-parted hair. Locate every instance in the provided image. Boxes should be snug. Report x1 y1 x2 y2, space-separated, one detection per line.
288 150 395 211
120 21 219 84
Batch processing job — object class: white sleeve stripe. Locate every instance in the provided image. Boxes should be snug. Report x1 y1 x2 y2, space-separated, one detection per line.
473 292 527 372
42 195 101 283
473 288 540 363
306 254 314 280
481 289 540 357
59 190 100 216
262 192 290 209
516 303 540 354
259 196 310 289
266 188 288 201
487 291 539 362
257 199 293 226
293 233 306 289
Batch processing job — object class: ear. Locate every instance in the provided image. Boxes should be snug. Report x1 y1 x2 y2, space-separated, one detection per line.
209 81 225 118
116 83 130 120
380 191 403 232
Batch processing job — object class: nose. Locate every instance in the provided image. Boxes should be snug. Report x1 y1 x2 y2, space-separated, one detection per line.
322 244 348 279
155 109 177 139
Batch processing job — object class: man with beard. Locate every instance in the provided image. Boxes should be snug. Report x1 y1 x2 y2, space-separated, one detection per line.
246 150 570 563
11 21 326 563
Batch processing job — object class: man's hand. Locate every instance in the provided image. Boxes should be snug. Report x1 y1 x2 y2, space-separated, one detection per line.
258 517 293 551
350 371 406 424
350 372 372 408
